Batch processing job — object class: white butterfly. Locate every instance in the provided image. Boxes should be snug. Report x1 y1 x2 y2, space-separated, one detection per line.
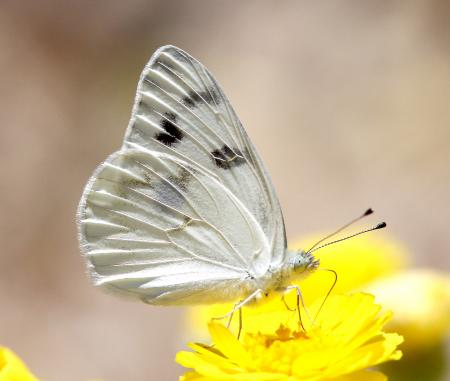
77 45 320 309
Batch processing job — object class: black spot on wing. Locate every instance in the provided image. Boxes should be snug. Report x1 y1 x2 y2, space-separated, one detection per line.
182 88 219 108
222 145 234 157
154 112 183 146
201 87 218 105
211 149 227 168
164 111 177 122
182 91 201 108
211 145 246 170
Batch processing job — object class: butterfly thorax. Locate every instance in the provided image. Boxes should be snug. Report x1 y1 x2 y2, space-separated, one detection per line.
239 250 320 303
270 250 320 289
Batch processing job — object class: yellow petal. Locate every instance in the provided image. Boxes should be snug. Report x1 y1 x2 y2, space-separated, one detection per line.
179 371 205 380
208 323 251 368
0 347 39 381
186 343 242 371
333 333 403 374
176 351 236 379
226 373 288 381
329 370 387 381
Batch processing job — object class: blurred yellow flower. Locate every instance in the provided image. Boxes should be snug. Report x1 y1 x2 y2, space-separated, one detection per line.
0 347 39 381
366 270 450 351
177 293 403 381
0 347 104 381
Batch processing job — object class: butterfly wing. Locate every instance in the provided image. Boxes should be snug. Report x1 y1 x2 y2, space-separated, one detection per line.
77 46 286 304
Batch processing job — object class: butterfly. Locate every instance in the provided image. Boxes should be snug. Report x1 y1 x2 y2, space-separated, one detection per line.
77 46 382 314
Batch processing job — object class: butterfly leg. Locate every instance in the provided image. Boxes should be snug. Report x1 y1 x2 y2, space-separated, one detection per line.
224 300 243 339
284 285 312 331
226 310 235 329
212 288 262 338
213 289 263 321
237 306 243 340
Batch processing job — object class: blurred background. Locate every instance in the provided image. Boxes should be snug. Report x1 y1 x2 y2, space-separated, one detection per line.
0 1 449 380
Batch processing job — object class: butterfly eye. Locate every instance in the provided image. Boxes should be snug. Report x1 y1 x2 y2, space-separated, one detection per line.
293 256 306 271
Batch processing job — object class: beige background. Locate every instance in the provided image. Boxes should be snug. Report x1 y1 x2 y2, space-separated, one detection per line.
0 1 449 380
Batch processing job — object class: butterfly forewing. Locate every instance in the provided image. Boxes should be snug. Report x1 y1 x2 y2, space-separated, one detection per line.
78 46 286 304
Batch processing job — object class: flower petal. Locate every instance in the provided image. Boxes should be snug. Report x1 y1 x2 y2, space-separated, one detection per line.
329 370 387 381
176 351 237 379
187 343 242 371
208 323 250 368
332 333 403 375
0 347 39 381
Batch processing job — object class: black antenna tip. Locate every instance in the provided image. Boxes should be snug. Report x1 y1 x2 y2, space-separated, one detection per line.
364 208 374 216
375 222 387 229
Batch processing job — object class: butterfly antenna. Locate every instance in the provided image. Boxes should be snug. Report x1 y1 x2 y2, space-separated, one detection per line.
307 222 386 254
306 208 374 253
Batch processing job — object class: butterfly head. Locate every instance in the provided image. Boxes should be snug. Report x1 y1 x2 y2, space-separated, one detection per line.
288 250 320 275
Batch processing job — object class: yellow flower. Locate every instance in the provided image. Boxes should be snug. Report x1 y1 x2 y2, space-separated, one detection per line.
0 347 39 381
177 293 403 381
366 269 450 351
0 347 104 381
